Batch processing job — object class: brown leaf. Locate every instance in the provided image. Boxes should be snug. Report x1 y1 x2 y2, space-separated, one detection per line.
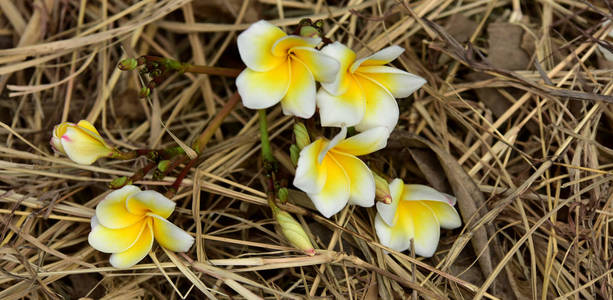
487 23 531 70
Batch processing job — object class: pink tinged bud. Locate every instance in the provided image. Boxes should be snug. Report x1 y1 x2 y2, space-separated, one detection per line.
50 120 114 165
274 209 315 256
373 172 392 204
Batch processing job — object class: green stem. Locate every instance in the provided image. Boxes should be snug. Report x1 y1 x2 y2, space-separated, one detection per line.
258 109 275 164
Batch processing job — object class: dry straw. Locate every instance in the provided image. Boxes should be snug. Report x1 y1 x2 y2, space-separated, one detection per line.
1 0 612 299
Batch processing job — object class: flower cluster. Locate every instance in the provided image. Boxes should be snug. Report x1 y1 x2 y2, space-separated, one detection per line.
236 20 461 256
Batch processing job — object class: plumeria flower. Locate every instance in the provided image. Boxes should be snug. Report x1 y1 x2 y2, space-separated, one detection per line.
88 185 194 268
293 126 389 218
375 179 461 257
236 20 340 118
50 120 114 165
316 42 426 131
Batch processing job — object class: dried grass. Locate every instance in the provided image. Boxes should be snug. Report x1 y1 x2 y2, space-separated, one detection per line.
1 0 613 299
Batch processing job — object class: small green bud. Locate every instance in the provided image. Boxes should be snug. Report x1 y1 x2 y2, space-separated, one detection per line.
164 58 183 70
118 58 138 70
290 144 300 166
373 172 392 204
274 209 315 256
157 160 171 172
277 187 289 203
293 122 310 150
139 87 150 98
299 25 320 38
109 176 131 189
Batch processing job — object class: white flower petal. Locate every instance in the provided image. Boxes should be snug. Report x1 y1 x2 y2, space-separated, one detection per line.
236 60 290 109
318 126 347 164
374 213 411 252
272 36 320 56
333 126 389 156
88 219 147 253
109 220 154 268
126 190 175 219
350 45 404 73
237 20 287 72
150 214 194 252
307 155 350 218
422 201 462 229
402 184 451 204
410 202 440 257
316 77 364 128
320 42 356 95
96 185 144 229
329 151 375 207
292 47 340 83
293 139 328 194
354 76 399 132
357 66 426 98
61 126 113 165
280 58 316 118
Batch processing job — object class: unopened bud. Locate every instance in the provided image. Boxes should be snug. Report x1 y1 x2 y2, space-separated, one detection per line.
109 176 131 189
277 187 289 204
293 122 310 150
118 58 138 70
139 87 150 98
274 210 315 256
157 160 170 172
373 172 392 204
290 144 300 166
299 25 320 38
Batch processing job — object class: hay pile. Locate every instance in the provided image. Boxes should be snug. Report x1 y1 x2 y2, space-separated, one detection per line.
1 0 612 298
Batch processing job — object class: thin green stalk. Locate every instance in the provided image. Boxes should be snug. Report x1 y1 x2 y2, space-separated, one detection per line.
258 109 275 165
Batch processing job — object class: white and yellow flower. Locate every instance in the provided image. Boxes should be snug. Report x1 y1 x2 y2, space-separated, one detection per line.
317 42 426 131
375 179 461 257
293 126 389 218
50 120 114 165
88 185 194 268
236 20 340 118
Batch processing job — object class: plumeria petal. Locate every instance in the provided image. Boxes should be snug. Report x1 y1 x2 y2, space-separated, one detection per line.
307 155 350 218
357 66 426 98
272 36 320 56
293 139 328 194
350 45 404 73
316 76 365 128
76 120 102 136
408 202 440 257
88 219 147 253
422 201 462 229
237 20 286 72
280 58 316 118
354 76 399 132
126 190 175 219
334 126 389 156
291 47 340 83
96 185 144 229
51 122 73 154
376 178 404 226
109 219 154 268
374 214 412 252
329 151 374 207
236 60 290 109
320 42 356 95
61 126 113 165
318 127 347 164
402 184 451 204
150 214 195 252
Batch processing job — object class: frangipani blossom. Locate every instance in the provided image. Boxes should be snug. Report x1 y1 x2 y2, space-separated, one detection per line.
88 185 194 268
293 126 389 218
375 179 461 257
50 120 114 165
236 20 340 118
317 42 426 131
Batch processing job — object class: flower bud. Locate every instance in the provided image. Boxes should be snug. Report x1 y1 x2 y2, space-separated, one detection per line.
290 144 300 166
274 209 315 256
293 122 310 150
373 172 392 204
299 25 320 38
277 187 289 204
157 160 171 172
118 58 138 70
50 120 114 165
109 176 131 189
